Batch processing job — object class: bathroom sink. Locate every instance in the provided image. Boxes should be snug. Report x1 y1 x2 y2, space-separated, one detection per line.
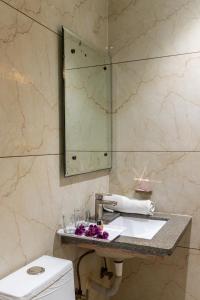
59 212 191 259
109 216 167 240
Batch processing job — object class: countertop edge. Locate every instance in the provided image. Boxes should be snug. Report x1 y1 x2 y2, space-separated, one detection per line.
58 212 192 257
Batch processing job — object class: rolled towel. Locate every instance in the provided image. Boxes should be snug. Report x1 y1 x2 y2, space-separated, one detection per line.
103 194 155 216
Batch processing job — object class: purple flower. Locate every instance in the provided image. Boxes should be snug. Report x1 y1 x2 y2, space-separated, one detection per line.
75 224 109 240
97 231 109 240
75 224 85 236
96 233 103 239
85 229 93 237
102 231 109 239
87 224 100 236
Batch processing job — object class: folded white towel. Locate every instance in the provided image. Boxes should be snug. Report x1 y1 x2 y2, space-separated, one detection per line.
103 194 155 216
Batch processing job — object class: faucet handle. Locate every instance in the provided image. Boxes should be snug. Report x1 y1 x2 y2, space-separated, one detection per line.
101 200 117 206
95 193 112 200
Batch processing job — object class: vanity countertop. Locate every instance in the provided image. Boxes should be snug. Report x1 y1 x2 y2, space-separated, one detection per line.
59 212 191 256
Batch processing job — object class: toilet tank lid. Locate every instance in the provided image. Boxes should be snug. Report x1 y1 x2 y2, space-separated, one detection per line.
0 255 73 300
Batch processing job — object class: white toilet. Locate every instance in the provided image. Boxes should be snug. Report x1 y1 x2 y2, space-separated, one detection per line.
0 255 75 300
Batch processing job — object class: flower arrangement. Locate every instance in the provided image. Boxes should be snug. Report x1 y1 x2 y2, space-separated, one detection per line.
75 224 109 240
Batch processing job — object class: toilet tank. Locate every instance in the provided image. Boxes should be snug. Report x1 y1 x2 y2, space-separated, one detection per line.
0 256 75 300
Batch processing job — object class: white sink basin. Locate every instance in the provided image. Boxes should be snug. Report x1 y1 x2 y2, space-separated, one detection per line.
109 216 167 240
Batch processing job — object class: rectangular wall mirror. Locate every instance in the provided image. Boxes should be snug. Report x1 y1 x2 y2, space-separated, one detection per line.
63 27 112 177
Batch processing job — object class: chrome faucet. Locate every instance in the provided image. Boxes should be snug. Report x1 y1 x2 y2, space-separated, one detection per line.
95 193 117 221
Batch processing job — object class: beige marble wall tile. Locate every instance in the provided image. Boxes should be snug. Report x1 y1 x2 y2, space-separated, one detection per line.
0 154 109 278
112 53 200 151
0 0 109 157
110 151 200 249
109 0 200 62
4 0 108 51
109 1 200 300
112 247 200 300
0 2 60 156
0 0 109 298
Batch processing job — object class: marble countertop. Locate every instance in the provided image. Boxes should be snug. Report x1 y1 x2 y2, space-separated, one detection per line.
59 212 192 256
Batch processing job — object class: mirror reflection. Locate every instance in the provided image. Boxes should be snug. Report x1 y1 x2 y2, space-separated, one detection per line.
63 27 112 176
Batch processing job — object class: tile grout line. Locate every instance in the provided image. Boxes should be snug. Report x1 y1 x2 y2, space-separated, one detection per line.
0 0 61 37
1 150 200 159
111 49 200 65
111 151 200 153
0 153 62 159
177 245 200 251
